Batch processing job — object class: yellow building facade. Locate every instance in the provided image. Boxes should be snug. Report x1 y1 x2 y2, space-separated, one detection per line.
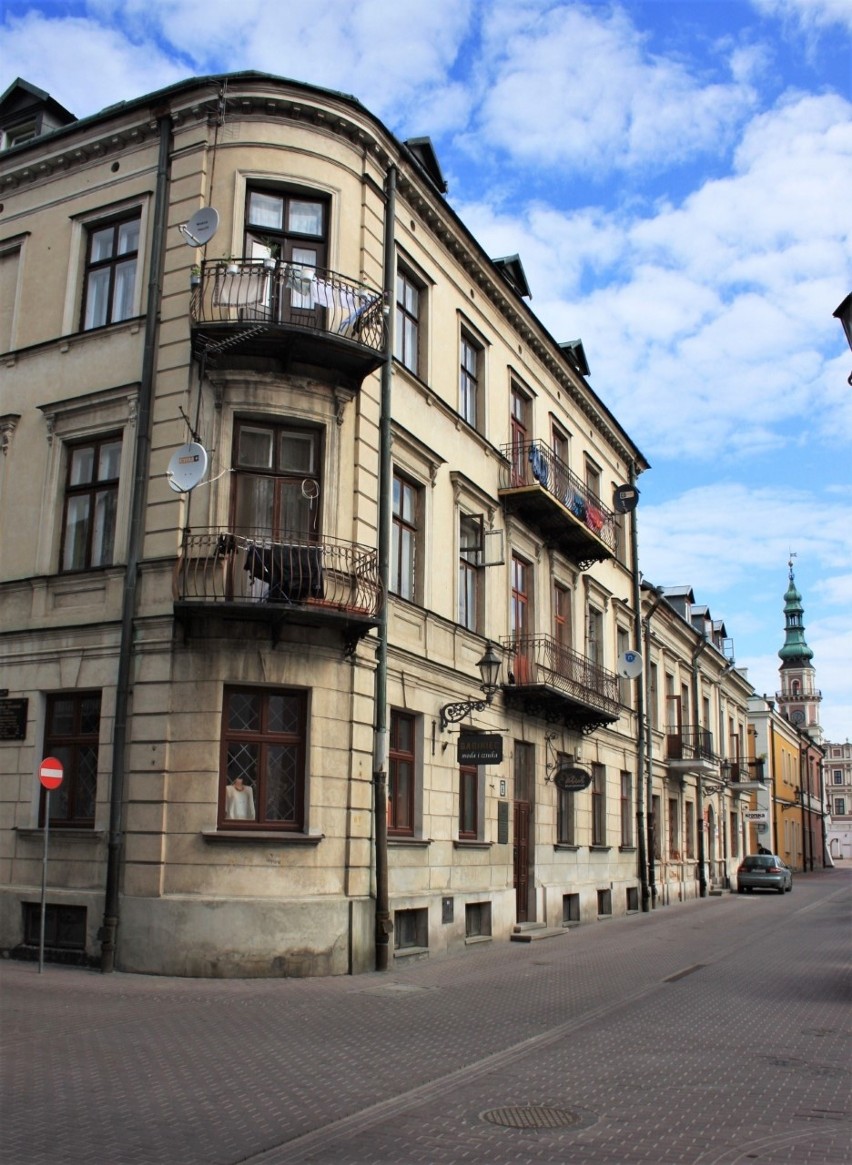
0 73 755 975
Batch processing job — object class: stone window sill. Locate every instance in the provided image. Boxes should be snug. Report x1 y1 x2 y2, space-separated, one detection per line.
202 830 324 844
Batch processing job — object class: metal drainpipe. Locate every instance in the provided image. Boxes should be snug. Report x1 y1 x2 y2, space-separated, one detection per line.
628 466 649 912
692 640 709 898
373 164 396 972
100 110 173 972
642 587 664 907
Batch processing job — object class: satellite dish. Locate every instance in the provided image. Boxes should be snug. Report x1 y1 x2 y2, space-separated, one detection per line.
618 650 643 679
179 207 220 247
167 442 208 493
613 484 640 514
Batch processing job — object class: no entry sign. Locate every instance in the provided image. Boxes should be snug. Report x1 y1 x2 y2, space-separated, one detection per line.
38 757 64 790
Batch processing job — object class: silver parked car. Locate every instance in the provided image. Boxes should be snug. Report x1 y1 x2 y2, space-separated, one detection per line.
736 854 793 894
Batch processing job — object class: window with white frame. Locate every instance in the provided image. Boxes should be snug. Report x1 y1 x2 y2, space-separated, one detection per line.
395 265 424 376
391 470 420 601
459 330 483 430
458 511 482 631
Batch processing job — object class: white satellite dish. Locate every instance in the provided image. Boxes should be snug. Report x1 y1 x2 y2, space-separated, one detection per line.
618 650 643 680
179 207 220 247
167 442 209 493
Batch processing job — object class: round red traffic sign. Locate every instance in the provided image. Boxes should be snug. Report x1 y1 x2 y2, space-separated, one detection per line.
39 756 64 790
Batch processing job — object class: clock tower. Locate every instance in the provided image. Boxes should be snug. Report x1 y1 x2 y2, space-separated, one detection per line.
777 558 822 743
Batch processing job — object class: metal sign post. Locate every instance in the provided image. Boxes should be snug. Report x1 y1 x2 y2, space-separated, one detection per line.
38 757 64 974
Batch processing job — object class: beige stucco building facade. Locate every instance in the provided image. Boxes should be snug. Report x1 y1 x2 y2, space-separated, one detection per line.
0 74 756 976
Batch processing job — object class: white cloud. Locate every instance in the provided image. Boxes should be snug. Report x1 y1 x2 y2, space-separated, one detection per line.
467 2 757 175
2 11 190 116
750 0 852 35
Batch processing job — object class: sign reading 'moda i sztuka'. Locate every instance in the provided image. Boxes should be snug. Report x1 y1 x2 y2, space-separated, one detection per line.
457 734 503 765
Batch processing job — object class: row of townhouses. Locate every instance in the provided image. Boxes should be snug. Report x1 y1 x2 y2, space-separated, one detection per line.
0 73 833 977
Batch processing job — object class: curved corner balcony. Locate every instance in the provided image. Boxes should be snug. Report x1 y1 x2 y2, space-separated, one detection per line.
498 440 617 568
190 259 386 385
500 634 621 734
173 528 382 654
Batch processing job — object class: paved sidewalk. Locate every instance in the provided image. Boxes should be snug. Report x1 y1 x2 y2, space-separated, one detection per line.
2 869 850 1165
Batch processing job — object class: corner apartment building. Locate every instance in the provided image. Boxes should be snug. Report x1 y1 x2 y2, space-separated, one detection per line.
0 73 753 976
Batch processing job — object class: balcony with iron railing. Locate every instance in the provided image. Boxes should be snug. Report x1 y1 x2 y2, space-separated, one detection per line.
500 634 622 734
722 757 766 786
173 528 382 652
666 725 720 778
498 440 617 568
190 259 386 384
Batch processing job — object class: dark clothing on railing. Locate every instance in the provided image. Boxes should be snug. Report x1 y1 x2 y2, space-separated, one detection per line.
244 544 323 603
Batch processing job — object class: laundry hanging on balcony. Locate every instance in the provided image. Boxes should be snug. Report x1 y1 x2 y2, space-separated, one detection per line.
243 542 324 603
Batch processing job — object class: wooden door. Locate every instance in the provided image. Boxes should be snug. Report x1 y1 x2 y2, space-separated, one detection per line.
513 800 531 922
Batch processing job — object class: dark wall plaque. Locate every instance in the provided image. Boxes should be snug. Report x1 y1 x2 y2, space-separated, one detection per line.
0 698 28 741
497 800 509 845
458 733 503 765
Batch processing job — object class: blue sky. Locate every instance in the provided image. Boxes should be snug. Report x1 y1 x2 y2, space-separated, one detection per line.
3 0 851 740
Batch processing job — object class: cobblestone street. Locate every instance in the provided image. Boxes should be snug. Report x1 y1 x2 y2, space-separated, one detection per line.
2 868 849 1165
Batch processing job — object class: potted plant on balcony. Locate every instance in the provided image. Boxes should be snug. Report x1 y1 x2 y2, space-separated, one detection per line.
190 264 201 288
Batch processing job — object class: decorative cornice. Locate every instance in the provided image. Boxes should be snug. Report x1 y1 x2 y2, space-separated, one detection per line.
0 413 21 454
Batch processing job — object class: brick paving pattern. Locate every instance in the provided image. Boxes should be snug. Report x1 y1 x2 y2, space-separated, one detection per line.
2 868 849 1165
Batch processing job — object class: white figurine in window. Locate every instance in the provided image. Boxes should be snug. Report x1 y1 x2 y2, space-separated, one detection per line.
225 775 256 820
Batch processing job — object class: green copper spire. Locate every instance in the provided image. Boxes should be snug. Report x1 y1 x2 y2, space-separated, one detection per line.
778 558 813 665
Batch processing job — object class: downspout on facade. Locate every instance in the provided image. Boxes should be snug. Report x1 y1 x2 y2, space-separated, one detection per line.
373 163 396 972
100 110 173 973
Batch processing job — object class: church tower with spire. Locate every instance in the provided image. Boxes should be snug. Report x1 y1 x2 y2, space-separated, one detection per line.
777 558 823 743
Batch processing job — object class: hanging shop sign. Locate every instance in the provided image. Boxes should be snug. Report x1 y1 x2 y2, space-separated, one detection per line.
553 764 593 792
457 733 503 765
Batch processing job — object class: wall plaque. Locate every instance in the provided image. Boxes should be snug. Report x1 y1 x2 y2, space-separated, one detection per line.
0 698 28 741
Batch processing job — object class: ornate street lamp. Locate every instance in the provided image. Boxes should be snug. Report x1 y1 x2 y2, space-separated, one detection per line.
833 294 852 386
439 641 502 731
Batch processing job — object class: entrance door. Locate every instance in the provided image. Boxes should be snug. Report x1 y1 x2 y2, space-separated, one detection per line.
513 800 531 922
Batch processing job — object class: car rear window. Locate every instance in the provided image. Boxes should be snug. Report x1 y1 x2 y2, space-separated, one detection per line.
743 856 775 869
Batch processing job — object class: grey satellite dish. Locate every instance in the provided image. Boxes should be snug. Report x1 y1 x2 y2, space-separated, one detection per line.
613 484 639 514
167 442 208 493
179 207 220 247
618 650 643 680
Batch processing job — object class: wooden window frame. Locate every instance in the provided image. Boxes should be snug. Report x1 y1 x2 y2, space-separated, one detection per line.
81 210 141 331
388 709 416 836
218 686 307 832
59 433 122 572
40 691 101 828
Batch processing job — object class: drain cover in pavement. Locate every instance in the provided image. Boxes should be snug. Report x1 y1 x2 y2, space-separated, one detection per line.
480 1105 584 1129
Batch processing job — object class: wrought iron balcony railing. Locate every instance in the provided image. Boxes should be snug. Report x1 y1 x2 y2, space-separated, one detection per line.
666 726 716 763
173 528 382 620
498 439 617 559
501 634 621 730
191 259 385 355
722 757 765 784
